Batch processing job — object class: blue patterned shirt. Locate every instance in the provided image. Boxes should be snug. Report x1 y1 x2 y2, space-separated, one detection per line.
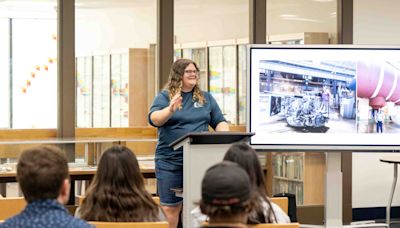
0 199 92 228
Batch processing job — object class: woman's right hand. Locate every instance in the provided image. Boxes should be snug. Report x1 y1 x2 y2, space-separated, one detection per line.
169 92 183 113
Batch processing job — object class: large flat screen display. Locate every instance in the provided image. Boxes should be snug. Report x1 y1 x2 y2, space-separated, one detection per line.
248 45 400 150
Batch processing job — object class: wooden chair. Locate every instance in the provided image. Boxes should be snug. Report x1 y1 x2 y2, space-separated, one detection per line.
0 197 26 220
88 221 169 228
270 197 288 214
252 223 300 228
77 195 160 206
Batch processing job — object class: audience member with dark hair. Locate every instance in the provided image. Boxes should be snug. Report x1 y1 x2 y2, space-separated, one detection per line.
223 142 290 224
198 161 253 228
192 143 290 226
1 146 92 228
78 145 164 222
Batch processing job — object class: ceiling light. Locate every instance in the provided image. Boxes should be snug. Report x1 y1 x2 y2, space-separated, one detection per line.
280 14 297 19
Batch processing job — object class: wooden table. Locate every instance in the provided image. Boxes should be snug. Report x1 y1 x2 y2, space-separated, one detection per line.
380 157 400 226
0 163 155 205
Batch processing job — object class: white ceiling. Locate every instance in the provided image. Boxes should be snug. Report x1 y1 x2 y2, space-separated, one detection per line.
0 0 336 19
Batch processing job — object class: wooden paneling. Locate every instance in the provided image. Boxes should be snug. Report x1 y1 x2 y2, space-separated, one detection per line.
148 44 157 114
0 129 57 159
126 141 156 156
129 49 149 127
304 152 325 205
75 128 157 139
297 205 324 225
0 129 57 140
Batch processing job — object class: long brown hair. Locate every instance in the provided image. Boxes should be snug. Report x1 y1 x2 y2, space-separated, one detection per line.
165 58 205 105
80 146 160 222
223 142 278 223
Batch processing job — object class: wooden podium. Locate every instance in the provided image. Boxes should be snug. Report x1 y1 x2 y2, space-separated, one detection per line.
170 132 254 228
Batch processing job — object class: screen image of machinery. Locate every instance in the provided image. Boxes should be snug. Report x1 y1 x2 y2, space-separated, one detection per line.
249 47 400 147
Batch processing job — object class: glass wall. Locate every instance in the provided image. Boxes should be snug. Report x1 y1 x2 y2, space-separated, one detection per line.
0 1 57 129
267 0 337 44
75 0 156 128
76 56 93 128
93 55 111 128
12 19 57 129
175 0 249 125
0 19 9 129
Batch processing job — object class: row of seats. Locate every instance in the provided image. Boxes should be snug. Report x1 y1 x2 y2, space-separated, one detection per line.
0 196 299 228
88 221 300 228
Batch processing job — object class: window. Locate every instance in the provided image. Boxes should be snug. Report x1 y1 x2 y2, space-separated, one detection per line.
75 0 156 128
12 19 57 129
0 19 9 128
0 0 57 129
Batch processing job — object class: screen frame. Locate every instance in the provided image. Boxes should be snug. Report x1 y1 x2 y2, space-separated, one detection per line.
246 44 400 152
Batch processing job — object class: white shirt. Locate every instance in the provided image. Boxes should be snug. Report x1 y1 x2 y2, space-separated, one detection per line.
191 199 291 227
375 112 384 122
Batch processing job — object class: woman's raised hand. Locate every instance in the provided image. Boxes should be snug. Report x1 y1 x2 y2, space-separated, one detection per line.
169 92 183 113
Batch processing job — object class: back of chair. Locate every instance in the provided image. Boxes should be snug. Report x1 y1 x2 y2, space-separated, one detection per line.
252 223 300 228
89 221 169 228
270 197 288 214
0 197 26 220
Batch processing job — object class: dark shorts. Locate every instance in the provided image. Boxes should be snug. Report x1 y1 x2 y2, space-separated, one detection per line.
155 160 183 206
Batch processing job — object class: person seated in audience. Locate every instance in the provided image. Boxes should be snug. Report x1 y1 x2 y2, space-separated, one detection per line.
192 142 290 226
198 161 253 228
78 145 165 222
0 146 92 228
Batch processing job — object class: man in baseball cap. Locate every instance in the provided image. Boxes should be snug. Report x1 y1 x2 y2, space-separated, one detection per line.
199 161 254 228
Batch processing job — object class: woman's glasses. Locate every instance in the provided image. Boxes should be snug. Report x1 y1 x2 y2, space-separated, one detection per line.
184 70 199 75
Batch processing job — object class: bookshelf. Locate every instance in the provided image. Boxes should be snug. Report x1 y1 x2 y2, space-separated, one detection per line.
271 152 325 206
272 152 305 205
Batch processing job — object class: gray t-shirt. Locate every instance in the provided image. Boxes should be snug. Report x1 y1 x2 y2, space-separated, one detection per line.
148 90 225 166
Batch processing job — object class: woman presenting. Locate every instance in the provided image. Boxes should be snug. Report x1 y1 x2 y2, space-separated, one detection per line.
148 59 229 227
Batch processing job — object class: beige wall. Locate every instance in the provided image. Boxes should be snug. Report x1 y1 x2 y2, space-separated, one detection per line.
352 0 400 208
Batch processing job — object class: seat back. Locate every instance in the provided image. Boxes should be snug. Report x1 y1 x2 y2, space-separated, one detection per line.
0 197 26 220
89 221 169 228
251 223 300 228
270 197 288 214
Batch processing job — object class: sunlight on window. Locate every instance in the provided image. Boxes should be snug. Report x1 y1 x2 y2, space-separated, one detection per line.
12 19 57 129
0 19 9 129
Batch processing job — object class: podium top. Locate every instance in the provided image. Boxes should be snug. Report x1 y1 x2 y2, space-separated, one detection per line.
169 132 255 148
